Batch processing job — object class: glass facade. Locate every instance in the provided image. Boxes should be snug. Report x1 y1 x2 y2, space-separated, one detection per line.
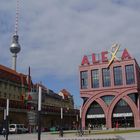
125 65 135 85
81 71 88 89
113 66 123 86
91 69 99 88
101 95 114 105
102 68 111 87
128 93 138 105
117 99 128 107
87 101 104 115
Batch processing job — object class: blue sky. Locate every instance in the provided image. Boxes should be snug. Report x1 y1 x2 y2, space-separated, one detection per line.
0 0 140 107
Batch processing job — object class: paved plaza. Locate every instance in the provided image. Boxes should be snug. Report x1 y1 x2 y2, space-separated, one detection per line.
0 132 140 140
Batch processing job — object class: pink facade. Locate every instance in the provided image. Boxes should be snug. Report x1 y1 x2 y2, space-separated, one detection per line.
79 54 140 128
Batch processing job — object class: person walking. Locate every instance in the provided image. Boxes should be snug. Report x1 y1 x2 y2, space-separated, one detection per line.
2 127 6 137
59 127 63 137
88 123 91 134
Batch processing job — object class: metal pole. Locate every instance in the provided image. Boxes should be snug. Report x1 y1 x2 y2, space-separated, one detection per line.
38 86 42 140
76 114 78 129
3 109 6 138
80 106 82 129
38 111 41 140
61 107 63 128
6 99 9 140
60 107 63 137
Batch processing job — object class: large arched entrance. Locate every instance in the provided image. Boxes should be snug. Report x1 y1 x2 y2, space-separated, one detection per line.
86 101 106 129
112 99 134 128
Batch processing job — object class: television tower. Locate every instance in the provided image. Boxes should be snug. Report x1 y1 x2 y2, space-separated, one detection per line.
10 0 21 71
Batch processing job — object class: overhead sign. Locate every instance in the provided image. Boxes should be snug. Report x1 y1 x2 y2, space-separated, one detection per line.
81 44 132 66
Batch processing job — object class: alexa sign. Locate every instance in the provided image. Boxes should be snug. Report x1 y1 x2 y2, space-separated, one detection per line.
81 45 132 66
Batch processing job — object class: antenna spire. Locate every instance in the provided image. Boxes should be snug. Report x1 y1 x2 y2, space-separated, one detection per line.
15 0 20 35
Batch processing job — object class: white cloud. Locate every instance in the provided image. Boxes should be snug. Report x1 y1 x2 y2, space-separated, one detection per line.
0 0 140 80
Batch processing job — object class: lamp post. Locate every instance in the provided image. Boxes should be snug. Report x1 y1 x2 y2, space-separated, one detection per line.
60 107 63 137
38 86 42 140
6 99 9 140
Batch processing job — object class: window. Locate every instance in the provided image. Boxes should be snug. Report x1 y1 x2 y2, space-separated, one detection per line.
87 101 104 115
125 65 135 84
113 66 123 86
101 95 114 105
91 69 99 88
117 99 128 107
80 71 88 89
102 68 111 87
128 93 138 105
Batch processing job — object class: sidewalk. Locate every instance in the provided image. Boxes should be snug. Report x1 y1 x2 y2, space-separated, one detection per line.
0 133 120 140
0 131 140 140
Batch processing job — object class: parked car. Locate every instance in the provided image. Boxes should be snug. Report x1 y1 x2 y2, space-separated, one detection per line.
19 124 28 133
9 124 28 134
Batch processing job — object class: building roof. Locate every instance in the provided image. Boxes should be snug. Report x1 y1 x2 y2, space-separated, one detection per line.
0 64 28 85
59 89 72 99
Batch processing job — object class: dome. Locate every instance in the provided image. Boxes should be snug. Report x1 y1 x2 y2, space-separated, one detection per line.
10 35 21 54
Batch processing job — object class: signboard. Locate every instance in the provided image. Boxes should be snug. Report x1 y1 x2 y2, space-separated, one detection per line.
87 114 105 119
113 112 133 118
81 44 132 67
27 111 37 125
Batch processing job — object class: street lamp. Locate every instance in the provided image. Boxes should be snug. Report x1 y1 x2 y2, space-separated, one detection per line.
38 86 42 140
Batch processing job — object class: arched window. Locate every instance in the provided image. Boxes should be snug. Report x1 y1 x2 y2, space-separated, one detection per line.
101 95 115 105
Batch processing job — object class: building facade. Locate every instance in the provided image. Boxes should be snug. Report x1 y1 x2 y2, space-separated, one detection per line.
79 47 140 129
0 64 78 131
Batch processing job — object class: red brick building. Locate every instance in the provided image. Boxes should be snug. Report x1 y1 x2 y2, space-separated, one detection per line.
79 46 140 128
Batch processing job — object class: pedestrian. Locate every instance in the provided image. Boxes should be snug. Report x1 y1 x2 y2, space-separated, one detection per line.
88 123 91 134
59 127 63 137
2 127 6 137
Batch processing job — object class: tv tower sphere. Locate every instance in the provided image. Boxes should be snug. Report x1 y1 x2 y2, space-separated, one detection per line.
10 35 21 54
10 34 21 71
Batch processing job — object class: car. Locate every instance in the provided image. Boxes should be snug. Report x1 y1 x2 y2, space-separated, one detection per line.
19 124 28 133
9 124 28 134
